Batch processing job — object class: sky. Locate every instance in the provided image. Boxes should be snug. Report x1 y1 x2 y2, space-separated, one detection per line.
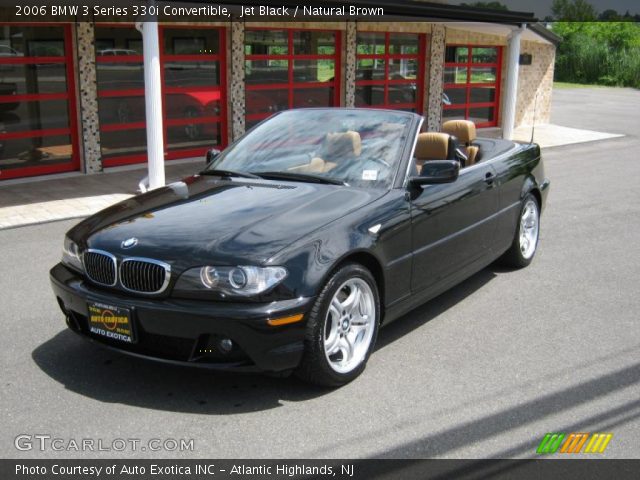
447 0 639 18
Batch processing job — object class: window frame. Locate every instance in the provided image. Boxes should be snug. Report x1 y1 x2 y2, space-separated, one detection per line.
244 27 342 126
443 44 503 128
0 23 79 180
355 31 426 113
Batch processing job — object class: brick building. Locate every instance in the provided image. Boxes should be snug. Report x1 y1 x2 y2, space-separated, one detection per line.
0 1 559 184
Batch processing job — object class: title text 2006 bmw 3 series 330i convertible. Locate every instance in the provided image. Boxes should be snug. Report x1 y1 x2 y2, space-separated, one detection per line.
50 108 549 386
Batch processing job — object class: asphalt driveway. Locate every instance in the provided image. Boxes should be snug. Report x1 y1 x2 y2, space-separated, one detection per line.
1 87 639 459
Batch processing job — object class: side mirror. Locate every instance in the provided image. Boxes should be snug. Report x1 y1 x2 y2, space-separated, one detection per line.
205 148 221 167
409 160 459 187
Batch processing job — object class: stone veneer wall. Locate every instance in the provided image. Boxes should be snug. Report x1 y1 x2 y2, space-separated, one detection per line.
230 20 246 140
75 22 102 174
445 28 506 46
344 21 356 108
515 41 555 126
426 25 445 131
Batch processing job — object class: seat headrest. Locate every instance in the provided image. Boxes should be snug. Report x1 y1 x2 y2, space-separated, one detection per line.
323 131 362 158
415 132 450 160
442 120 477 145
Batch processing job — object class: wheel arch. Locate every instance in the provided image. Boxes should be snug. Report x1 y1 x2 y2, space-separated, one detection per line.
521 175 542 209
325 250 386 321
528 187 542 209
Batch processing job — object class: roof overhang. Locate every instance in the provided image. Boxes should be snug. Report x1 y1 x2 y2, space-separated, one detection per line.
171 0 561 45
183 0 537 24
445 21 561 45
528 23 562 46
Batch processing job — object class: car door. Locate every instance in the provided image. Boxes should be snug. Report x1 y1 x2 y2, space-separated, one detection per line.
410 163 500 294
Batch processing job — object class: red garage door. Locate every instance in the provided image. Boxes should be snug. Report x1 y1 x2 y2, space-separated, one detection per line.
0 24 79 180
161 26 227 161
355 32 426 113
96 25 227 167
244 28 341 130
443 45 503 127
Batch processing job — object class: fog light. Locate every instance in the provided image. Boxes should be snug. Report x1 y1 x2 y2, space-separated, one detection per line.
219 338 233 353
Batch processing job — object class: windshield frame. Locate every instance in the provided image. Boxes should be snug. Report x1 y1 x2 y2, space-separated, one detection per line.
204 108 423 191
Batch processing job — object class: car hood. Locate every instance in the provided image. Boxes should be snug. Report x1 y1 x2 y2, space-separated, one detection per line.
69 175 385 268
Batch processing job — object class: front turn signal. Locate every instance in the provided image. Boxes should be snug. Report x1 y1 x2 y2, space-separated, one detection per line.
267 313 304 327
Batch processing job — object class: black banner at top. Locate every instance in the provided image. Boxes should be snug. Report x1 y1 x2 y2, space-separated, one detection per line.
0 0 638 23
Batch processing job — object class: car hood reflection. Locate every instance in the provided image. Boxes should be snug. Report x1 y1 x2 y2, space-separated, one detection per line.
69 175 385 267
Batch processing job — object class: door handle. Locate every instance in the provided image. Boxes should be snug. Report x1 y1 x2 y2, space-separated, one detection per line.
484 171 495 185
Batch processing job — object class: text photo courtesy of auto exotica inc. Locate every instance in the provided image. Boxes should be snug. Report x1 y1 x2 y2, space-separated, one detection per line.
1 0 639 479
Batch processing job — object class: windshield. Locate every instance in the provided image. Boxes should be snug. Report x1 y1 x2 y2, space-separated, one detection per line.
207 109 415 189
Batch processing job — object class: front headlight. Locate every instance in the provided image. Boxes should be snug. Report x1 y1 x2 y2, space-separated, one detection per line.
174 265 287 297
61 236 84 272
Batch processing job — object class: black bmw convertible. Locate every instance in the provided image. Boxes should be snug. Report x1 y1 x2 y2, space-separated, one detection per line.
50 108 549 386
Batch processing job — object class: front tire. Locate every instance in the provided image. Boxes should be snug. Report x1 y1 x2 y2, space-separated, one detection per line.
499 193 540 268
295 263 380 387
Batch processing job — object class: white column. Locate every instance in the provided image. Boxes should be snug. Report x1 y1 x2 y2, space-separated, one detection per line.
136 7 165 190
501 24 526 140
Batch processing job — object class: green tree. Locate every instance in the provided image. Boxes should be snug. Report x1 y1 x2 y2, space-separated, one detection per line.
551 21 640 87
552 22 640 50
598 9 621 21
551 0 597 20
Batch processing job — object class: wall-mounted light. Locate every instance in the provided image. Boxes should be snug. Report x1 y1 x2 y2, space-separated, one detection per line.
519 53 533 65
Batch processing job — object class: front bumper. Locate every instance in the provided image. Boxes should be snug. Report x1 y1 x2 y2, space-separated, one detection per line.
50 263 313 373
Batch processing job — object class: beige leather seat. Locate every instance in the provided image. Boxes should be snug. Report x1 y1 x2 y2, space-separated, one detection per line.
442 120 479 166
289 131 362 173
414 132 450 174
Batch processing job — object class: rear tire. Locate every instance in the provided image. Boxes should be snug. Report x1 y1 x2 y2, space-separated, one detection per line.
499 193 540 268
295 263 380 387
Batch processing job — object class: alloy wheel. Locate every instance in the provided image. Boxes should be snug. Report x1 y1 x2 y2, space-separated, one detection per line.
519 199 539 260
323 278 376 374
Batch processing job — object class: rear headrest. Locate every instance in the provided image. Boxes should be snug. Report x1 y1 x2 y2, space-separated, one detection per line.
323 131 362 158
415 132 450 160
442 120 477 145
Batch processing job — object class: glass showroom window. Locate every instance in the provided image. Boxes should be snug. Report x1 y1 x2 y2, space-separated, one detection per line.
161 26 227 160
96 25 147 166
96 25 226 166
355 32 426 113
443 45 502 127
0 24 79 180
244 29 341 129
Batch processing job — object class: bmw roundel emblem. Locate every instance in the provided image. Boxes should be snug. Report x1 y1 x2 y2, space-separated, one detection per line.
121 237 138 249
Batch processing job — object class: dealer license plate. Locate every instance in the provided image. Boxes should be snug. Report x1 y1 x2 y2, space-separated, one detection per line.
87 301 135 343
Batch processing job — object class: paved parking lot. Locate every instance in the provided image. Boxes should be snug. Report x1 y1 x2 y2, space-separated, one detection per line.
1 87 639 459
